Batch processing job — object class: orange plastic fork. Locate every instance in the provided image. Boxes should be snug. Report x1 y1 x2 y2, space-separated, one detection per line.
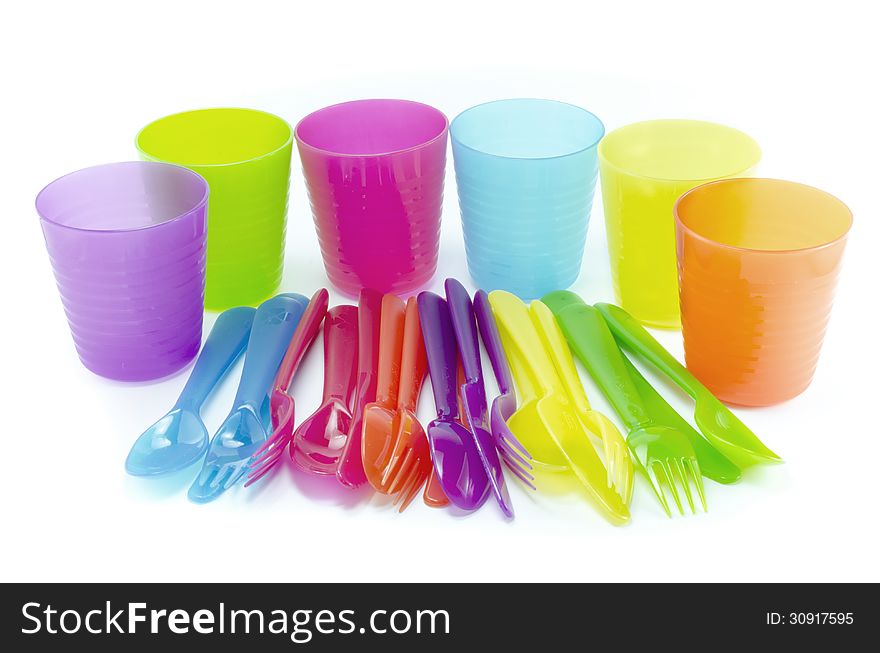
382 297 433 511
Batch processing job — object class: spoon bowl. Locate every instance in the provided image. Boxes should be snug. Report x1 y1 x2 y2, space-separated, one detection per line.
291 400 352 474
426 419 489 509
125 409 208 476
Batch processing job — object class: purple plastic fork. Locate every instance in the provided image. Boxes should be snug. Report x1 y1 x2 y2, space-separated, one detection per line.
418 292 491 511
445 279 515 518
473 290 536 490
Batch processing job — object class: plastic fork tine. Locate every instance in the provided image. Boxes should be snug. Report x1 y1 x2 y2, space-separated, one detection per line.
227 461 252 490
393 469 422 509
250 436 287 468
246 432 290 481
196 467 218 490
224 462 244 489
245 445 286 483
503 459 537 490
685 458 707 511
645 463 671 517
387 450 416 495
617 448 632 505
500 452 534 481
392 469 415 505
208 465 230 490
398 473 425 512
502 456 533 480
243 458 280 487
602 440 617 488
497 438 533 469
499 430 531 458
251 432 286 462
381 446 407 489
672 458 695 513
249 445 283 471
658 461 684 516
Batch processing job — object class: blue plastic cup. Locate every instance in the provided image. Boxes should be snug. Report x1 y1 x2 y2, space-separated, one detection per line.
451 99 604 298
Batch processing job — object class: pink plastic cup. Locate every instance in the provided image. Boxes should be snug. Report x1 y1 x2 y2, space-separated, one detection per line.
36 161 209 381
295 99 448 296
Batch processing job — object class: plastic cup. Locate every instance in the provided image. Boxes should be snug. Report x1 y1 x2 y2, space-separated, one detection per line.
451 99 604 299
36 161 209 381
136 108 293 309
295 99 448 296
598 119 761 327
675 178 852 406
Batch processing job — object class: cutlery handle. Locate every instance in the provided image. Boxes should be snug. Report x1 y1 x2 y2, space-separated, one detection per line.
595 302 701 400
233 294 308 410
175 306 256 412
445 279 483 385
542 291 651 428
474 290 514 397
322 305 359 406
375 294 406 406
336 288 383 487
273 289 329 394
354 289 383 404
529 300 592 418
417 292 459 420
487 291 562 395
397 297 428 412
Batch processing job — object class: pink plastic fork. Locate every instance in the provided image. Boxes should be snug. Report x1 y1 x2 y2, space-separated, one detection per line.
245 289 329 486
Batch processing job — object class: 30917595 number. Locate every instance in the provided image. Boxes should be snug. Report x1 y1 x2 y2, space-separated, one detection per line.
766 612 854 625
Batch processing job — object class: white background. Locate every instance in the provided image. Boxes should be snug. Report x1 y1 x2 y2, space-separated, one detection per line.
1 0 878 583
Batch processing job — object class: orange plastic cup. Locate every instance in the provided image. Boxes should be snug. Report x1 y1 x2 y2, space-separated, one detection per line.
675 178 852 406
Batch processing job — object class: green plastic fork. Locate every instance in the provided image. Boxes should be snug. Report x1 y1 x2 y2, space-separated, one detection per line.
595 303 782 468
543 291 706 517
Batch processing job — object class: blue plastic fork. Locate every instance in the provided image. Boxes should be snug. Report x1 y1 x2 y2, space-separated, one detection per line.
188 293 308 503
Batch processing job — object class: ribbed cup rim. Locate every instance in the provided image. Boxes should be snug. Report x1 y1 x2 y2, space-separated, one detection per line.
136 107 293 168
674 177 853 255
598 119 761 183
294 98 449 158
451 98 605 161
35 161 209 235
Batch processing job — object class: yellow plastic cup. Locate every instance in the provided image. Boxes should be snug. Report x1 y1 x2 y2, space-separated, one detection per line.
137 108 293 310
598 120 761 327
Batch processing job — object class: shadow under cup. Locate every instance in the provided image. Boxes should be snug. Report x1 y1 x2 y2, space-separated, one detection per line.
295 99 448 296
675 178 852 406
37 162 209 381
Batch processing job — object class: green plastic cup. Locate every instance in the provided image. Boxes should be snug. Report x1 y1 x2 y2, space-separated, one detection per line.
137 108 293 309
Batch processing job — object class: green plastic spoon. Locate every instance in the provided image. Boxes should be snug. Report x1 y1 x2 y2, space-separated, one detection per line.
595 302 782 468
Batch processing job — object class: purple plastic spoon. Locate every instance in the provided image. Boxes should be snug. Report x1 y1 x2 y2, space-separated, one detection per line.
445 279 515 518
473 290 536 489
418 292 490 511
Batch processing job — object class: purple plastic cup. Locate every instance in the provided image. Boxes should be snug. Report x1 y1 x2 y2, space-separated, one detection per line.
36 161 209 381
295 99 448 296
